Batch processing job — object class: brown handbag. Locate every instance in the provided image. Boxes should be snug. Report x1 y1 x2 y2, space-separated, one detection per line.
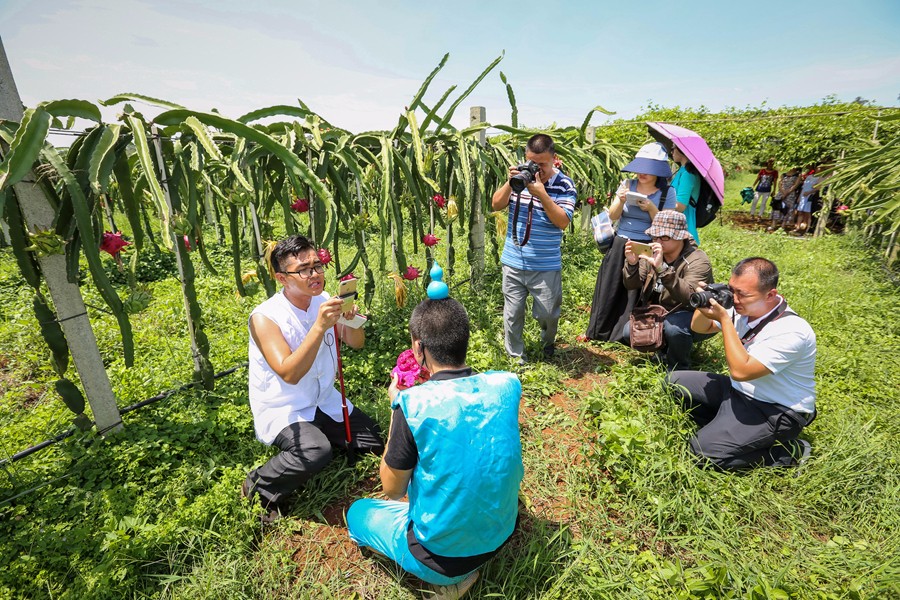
629 270 677 353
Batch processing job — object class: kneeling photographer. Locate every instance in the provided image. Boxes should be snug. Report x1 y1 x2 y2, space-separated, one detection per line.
621 210 714 370
665 257 817 470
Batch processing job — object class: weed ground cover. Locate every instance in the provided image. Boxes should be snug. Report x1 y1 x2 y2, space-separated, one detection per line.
1 173 898 598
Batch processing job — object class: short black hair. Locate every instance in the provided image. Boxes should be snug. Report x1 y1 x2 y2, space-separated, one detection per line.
271 235 316 273
733 257 779 292
409 298 470 367
526 133 555 156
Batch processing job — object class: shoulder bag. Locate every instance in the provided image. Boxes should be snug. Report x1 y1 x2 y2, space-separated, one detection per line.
629 270 677 353
591 209 616 252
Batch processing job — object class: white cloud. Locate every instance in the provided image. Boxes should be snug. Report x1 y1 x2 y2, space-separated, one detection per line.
22 58 61 71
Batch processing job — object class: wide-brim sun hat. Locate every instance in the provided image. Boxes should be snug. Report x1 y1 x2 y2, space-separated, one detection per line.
645 210 692 240
622 142 672 178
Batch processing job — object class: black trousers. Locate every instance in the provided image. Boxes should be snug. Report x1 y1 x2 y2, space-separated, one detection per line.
247 407 384 507
585 235 639 342
665 371 809 470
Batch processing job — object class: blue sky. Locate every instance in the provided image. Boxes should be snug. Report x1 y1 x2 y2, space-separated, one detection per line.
1 0 898 133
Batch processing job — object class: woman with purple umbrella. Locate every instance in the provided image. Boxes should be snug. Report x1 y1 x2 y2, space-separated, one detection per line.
671 146 702 244
645 122 725 238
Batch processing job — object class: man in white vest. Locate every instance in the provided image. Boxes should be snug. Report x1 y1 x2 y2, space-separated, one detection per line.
242 235 383 521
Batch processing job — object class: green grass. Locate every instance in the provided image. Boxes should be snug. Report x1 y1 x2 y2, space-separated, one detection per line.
1 178 899 598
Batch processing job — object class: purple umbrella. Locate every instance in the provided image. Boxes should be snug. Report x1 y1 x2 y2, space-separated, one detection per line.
647 122 724 203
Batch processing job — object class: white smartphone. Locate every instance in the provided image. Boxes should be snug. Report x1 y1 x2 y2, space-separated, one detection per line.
626 191 649 206
338 313 368 329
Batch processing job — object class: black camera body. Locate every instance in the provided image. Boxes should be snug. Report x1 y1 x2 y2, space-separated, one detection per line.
689 283 734 309
510 161 541 193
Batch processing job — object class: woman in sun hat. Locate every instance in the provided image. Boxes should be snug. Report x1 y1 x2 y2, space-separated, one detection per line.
621 210 714 369
580 142 679 343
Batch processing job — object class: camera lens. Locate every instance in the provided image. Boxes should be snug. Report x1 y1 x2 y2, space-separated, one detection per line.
689 291 710 309
510 171 535 193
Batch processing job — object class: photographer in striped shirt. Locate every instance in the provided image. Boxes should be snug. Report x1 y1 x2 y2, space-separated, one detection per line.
491 134 577 364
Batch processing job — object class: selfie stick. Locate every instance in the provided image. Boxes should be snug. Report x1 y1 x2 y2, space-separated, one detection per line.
332 324 353 446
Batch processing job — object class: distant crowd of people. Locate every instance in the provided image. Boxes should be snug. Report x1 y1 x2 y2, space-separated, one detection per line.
748 159 832 235
238 135 817 598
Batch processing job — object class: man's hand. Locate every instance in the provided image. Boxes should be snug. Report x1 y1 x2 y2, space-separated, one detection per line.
690 283 719 335
526 168 547 197
314 297 345 334
624 240 639 265
342 303 359 320
696 297 730 324
387 372 401 402
646 242 664 270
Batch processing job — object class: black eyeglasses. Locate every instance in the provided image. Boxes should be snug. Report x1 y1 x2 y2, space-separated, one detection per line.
651 235 672 242
281 264 325 279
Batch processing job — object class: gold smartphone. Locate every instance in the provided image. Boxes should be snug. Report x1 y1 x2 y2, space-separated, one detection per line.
630 241 653 258
337 278 358 313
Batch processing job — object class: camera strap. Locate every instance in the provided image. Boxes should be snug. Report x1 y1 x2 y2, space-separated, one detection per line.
740 299 796 345
511 191 534 247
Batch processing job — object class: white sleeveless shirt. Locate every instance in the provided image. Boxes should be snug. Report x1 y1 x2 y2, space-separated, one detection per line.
248 291 351 444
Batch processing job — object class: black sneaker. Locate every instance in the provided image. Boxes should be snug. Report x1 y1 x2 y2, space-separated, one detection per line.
794 439 812 466
768 439 812 467
542 345 555 359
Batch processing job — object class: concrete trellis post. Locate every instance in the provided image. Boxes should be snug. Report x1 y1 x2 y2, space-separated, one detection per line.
0 38 123 434
470 106 487 147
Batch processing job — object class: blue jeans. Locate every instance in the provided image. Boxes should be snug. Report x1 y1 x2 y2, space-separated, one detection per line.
622 309 714 370
347 499 474 586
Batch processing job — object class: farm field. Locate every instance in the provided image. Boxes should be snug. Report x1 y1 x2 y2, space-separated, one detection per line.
2 170 899 599
2 3 899 598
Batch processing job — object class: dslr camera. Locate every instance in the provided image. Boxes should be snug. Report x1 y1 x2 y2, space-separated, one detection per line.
689 283 734 309
510 161 541 193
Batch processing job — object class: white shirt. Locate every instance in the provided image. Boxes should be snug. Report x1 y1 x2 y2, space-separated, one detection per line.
730 298 817 414
247 291 351 444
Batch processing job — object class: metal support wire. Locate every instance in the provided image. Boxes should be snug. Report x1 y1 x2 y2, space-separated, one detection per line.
0 362 248 469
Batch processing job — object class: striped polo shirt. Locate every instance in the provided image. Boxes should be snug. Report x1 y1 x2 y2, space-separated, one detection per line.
500 169 576 271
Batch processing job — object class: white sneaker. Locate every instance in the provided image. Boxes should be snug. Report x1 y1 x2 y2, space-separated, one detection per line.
429 571 479 599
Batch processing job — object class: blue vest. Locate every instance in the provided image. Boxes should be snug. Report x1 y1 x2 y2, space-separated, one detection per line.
394 371 523 557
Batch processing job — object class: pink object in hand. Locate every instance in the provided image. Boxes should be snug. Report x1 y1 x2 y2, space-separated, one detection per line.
391 349 430 389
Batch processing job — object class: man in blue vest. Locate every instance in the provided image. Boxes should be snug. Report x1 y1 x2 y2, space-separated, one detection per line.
347 281 523 599
491 133 577 363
